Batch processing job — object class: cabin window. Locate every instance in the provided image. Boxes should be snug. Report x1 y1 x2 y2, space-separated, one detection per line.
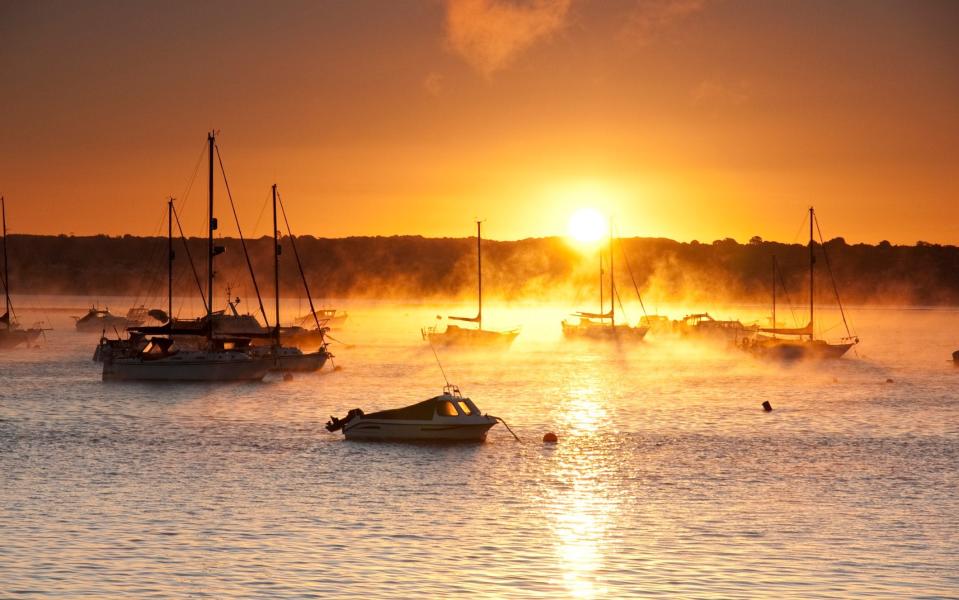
437 401 458 417
457 401 476 416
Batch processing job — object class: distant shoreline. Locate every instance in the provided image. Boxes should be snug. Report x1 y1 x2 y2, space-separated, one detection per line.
4 234 959 306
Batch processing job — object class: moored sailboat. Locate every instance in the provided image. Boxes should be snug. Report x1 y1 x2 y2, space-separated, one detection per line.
421 221 519 346
562 222 648 340
0 197 44 349
262 183 330 372
744 207 859 360
101 132 271 382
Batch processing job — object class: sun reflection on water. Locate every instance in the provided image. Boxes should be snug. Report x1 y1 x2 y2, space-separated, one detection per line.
546 384 618 597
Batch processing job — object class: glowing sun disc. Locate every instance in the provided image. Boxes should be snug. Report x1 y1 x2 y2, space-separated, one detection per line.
567 208 606 243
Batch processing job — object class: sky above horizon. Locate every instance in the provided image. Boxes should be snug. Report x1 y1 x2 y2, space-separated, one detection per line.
1 0 957 244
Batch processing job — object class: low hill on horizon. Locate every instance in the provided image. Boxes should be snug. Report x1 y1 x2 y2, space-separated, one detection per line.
4 233 959 306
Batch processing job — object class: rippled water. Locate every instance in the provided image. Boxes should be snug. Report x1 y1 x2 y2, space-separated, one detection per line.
2 300 958 598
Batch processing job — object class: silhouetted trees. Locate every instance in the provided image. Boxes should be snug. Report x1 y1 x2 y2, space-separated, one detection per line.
4 233 959 305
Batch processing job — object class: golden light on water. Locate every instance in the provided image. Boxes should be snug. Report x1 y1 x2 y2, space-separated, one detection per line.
548 373 616 597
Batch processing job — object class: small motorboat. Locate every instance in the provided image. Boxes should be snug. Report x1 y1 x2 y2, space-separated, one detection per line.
326 384 499 442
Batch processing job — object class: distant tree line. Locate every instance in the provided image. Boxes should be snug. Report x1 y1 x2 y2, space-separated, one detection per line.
4 233 959 306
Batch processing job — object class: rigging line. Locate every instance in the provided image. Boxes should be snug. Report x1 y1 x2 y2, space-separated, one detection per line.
276 188 325 336
130 203 170 312
172 203 208 313
814 213 855 339
0 269 15 325
614 281 629 323
616 236 649 320
428 339 450 387
775 257 800 328
251 188 271 238
791 211 808 245
214 143 270 328
177 139 208 221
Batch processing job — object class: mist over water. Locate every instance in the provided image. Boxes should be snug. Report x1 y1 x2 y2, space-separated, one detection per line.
2 298 958 598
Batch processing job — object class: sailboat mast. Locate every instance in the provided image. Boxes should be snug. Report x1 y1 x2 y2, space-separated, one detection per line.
599 251 604 317
2 196 9 330
207 131 215 325
273 184 281 346
476 220 482 330
771 256 776 339
609 221 615 327
809 206 814 340
168 198 174 323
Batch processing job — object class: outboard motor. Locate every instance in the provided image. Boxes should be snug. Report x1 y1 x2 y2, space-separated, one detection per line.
325 408 364 432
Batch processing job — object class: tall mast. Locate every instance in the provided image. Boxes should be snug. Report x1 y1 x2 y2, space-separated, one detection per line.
168 198 174 323
771 256 776 339
599 251 604 317
476 220 482 330
273 184 281 347
2 196 9 330
609 220 615 327
809 206 814 340
207 131 216 326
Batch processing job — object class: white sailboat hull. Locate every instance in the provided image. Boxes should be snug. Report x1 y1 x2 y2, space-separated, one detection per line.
103 352 271 382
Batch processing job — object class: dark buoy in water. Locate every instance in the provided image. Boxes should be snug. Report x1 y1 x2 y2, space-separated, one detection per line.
543 432 558 443
762 401 773 412
283 372 294 381
832 377 839 383
953 350 959 364
885 378 894 384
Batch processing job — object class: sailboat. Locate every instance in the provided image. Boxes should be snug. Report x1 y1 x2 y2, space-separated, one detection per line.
421 221 519 346
0 197 44 349
101 132 271 381
744 207 859 360
562 223 648 340
259 183 330 372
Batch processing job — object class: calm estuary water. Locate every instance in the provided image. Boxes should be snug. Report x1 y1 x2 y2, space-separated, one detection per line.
2 299 958 598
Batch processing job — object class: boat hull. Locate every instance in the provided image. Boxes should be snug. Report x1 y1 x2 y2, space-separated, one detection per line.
269 351 328 372
748 339 855 361
425 326 519 347
0 328 42 349
561 322 648 341
103 353 271 382
343 419 496 442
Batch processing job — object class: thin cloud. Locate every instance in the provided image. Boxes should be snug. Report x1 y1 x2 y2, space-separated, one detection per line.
623 0 711 45
445 0 572 77
692 78 750 106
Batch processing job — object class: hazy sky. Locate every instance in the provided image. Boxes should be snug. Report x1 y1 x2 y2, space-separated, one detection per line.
1 0 957 243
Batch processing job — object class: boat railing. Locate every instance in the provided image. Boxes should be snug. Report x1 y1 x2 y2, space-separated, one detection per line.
443 383 463 398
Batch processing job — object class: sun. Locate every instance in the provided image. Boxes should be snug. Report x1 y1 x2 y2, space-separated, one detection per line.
567 208 607 244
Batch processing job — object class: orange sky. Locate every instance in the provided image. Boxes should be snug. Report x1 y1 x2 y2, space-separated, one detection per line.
1 0 957 244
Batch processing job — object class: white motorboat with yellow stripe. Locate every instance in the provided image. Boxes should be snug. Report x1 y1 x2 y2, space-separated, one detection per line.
325 385 499 442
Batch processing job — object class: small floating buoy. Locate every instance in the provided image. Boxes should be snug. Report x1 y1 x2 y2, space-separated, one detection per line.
885 378 894 384
543 432 558 443
333 365 343 372
762 401 773 412
283 372 294 381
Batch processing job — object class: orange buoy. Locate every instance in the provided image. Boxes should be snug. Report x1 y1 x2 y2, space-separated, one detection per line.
886 378 894 384
543 432 558 443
